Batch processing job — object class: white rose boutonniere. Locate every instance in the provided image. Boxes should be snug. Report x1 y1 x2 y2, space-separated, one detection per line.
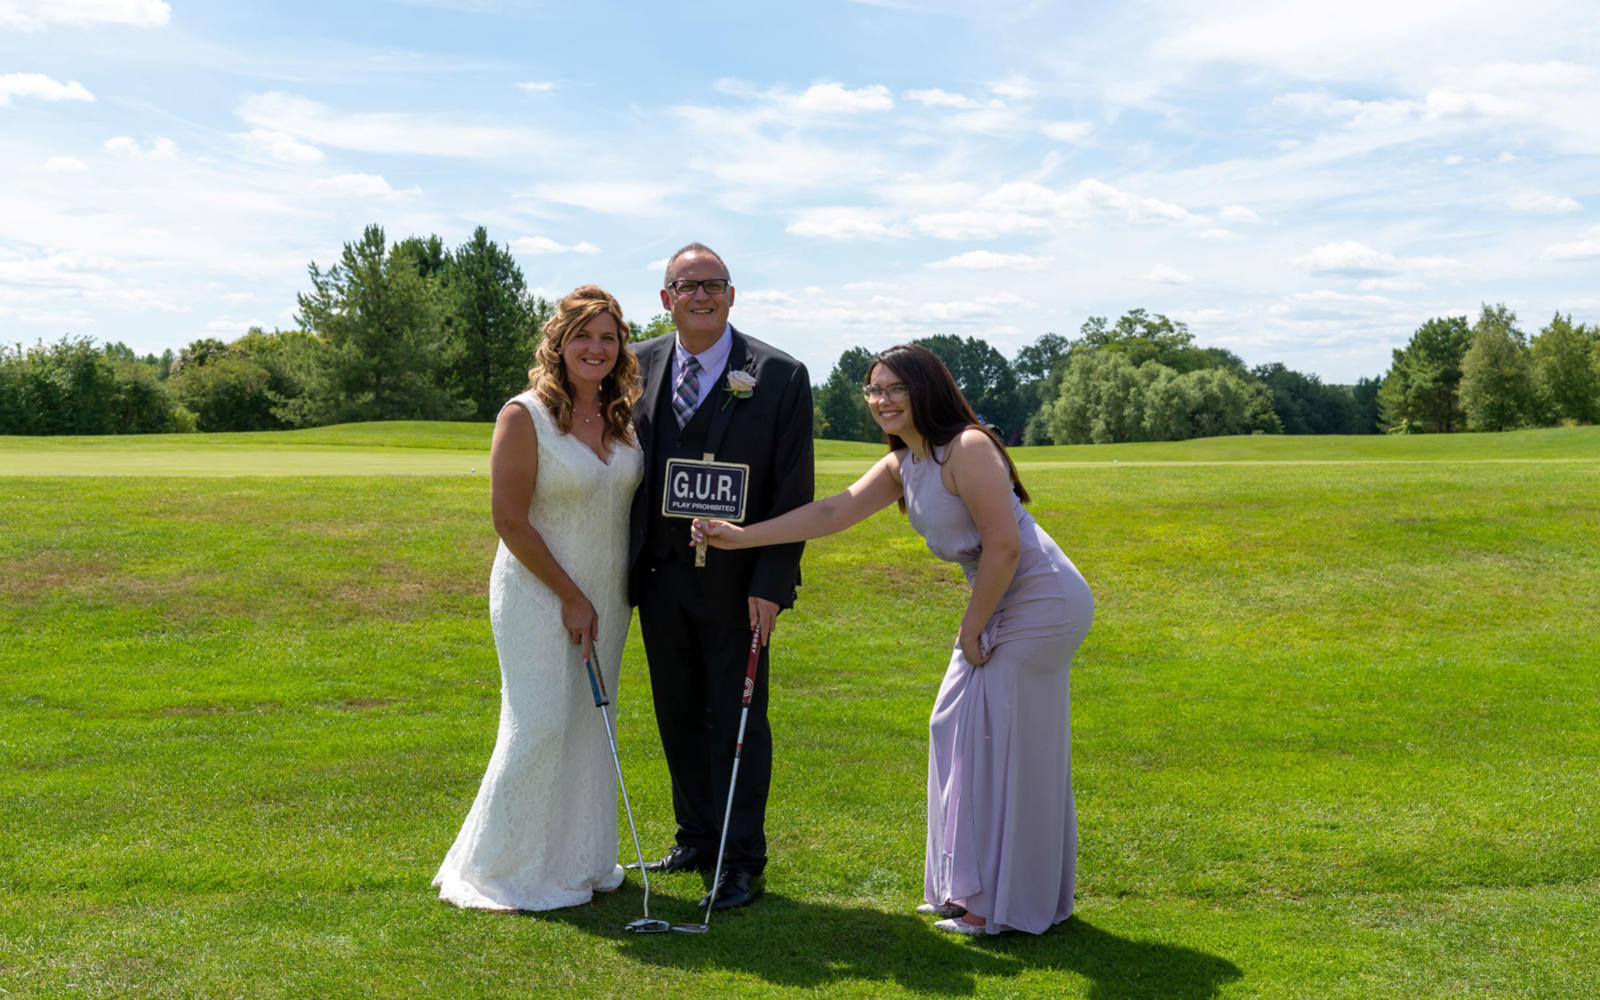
721 365 757 409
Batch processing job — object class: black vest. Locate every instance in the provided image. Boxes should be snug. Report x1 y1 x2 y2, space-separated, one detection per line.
646 380 719 562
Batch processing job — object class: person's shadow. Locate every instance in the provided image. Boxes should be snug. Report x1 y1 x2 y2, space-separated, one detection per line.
543 885 1241 999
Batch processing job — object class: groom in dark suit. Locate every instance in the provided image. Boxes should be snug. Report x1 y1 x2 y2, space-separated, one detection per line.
627 243 813 909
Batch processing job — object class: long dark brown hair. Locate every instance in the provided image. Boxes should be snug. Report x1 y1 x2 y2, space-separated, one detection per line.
528 285 641 446
867 344 1030 506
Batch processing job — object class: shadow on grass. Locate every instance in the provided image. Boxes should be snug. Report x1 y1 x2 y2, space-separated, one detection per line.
545 887 1242 999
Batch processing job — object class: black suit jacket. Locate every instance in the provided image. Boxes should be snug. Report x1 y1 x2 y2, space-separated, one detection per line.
627 326 814 618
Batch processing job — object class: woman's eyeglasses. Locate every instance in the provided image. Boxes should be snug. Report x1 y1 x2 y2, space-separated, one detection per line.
861 383 909 402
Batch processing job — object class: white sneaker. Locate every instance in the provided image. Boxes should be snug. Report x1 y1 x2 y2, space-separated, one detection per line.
916 902 966 918
933 917 985 936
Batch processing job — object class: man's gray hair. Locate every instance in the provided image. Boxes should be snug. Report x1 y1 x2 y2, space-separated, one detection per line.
663 243 730 287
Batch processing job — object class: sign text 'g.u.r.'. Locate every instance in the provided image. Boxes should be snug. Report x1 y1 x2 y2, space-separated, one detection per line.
662 457 750 522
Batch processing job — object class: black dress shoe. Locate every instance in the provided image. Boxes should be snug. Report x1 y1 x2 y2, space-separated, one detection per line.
641 845 709 873
697 869 764 911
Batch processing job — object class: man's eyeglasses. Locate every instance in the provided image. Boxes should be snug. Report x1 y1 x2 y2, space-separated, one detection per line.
861 383 909 403
666 278 730 297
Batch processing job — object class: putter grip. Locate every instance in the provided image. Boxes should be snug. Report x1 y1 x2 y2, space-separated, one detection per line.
583 656 609 707
741 626 761 706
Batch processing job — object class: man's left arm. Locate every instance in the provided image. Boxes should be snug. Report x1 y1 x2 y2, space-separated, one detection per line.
747 361 814 638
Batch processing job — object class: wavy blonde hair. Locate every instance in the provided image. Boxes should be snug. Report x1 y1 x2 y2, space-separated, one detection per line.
528 285 641 446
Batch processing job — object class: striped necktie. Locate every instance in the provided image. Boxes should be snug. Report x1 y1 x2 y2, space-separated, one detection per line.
672 354 703 428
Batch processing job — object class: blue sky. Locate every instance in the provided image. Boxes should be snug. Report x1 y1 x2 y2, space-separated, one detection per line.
3 0 1597 384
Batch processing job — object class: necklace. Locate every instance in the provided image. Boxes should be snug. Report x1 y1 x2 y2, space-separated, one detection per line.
576 403 601 424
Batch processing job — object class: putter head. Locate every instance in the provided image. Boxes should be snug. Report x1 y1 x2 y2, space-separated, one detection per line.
624 918 671 934
670 922 708 934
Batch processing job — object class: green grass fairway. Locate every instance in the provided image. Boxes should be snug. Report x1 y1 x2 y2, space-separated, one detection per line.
4 426 1599 998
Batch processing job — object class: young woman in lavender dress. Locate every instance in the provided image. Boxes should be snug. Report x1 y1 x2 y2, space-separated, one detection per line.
693 344 1093 935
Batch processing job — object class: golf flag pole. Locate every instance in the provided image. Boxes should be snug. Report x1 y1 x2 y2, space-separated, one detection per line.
694 451 713 567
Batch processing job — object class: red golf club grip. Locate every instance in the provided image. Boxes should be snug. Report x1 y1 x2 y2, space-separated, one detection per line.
741 625 761 707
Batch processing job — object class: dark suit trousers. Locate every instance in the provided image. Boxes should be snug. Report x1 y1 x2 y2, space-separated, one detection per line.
639 562 770 876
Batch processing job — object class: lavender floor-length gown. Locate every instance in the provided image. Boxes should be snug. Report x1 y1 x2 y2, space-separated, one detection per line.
903 445 1093 935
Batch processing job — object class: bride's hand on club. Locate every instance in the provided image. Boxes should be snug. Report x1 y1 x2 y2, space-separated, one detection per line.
561 590 598 659
691 518 744 550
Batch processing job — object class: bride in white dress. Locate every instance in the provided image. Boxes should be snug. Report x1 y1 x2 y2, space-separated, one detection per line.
434 285 645 912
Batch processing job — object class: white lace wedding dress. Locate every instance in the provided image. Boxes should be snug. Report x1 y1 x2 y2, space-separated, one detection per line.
434 391 644 911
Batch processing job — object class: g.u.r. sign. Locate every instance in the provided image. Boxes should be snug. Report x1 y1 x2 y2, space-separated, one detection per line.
662 456 750 522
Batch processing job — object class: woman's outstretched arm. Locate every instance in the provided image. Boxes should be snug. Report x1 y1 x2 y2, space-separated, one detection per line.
693 451 904 550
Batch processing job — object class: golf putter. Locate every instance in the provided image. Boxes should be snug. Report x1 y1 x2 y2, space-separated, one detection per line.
582 651 669 934
672 624 764 935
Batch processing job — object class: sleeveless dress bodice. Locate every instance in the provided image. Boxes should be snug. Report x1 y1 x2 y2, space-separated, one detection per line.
900 444 1090 647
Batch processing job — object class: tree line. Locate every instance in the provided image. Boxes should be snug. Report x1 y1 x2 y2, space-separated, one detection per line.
1 224 552 435
3 223 1596 441
815 309 1381 444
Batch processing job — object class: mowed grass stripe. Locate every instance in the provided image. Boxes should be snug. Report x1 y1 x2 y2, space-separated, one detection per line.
4 421 1599 476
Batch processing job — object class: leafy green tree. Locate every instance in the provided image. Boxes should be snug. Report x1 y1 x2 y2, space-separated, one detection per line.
169 337 230 378
1377 316 1472 433
293 224 469 425
1530 312 1600 424
814 346 877 442
1253 363 1358 434
1460 303 1534 432
1074 309 1240 374
632 313 675 342
1014 332 1071 384
1039 350 1151 444
911 334 1025 439
0 337 177 434
1348 377 1382 434
171 352 275 431
395 234 449 279
442 227 545 420
1038 348 1279 444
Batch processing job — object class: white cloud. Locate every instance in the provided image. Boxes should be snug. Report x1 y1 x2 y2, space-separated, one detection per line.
913 208 1051 240
1197 228 1240 241
926 250 1053 271
787 207 903 240
715 79 894 115
43 155 87 171
0 0 170 30
988 75 1036 101
104 135 177 158
790 82 894 114
1040 120 1093 143
1273 88 1524 130
0 73 95 106
311 173 419 199
1143 264 1192 284
739 289 797 305
517 80 557 93
646 257 669 272
1295 241 1401 278
843 280 899 291
236 91 550 158
904 88 981 109
233 129 323 164
509 236 602 255
531 181 677 217
1219 205 1261 224
1542 227 1600 262
1506 191 1581 214
203 319 264 337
